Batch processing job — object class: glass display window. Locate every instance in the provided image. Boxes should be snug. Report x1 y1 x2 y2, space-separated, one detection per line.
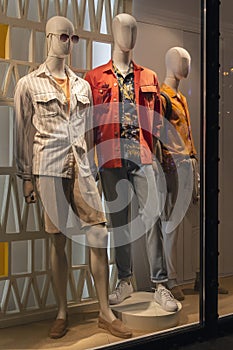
0 0 229 349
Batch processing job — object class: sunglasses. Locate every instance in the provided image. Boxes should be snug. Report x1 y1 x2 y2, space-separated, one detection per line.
47 33 80 44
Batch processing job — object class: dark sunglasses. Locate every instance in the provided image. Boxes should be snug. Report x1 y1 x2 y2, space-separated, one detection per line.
47 33 80 44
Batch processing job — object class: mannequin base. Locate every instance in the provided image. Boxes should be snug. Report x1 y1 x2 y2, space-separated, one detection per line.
111 291 182 332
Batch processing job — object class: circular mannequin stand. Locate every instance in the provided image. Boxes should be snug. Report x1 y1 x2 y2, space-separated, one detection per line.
111 292 182 331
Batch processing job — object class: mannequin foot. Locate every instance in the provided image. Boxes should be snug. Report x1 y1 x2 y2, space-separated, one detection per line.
169 285 185 301
98 316 132 338
49 312 68 339
109 279 133 305
98 308 132 338
166 279 185 301
154 284 178 312
99 308 116 324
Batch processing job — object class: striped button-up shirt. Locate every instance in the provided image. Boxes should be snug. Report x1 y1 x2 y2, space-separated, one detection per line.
14 62 94 180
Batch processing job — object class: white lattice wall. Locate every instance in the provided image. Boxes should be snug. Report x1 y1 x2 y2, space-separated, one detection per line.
0 0 132 328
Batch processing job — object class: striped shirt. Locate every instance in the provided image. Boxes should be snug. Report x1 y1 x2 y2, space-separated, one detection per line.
14 62 94 180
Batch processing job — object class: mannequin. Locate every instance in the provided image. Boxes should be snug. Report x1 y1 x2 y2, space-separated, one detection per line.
14 16 132 339
85 14 178 313
111 13 137 74
164 47 191 91
156 47 198 301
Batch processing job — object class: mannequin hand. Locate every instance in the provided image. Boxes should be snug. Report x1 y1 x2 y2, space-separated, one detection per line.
23 180 37 204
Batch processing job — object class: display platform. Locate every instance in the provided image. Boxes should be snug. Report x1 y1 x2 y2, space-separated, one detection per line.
111 291 182 331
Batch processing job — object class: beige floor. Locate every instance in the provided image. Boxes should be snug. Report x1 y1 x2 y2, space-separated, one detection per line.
0 277 231 350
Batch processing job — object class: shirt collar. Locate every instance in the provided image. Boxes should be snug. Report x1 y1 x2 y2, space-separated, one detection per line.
36 62 79 83
103 59 143 74
112 60 134 77
161 83 182 99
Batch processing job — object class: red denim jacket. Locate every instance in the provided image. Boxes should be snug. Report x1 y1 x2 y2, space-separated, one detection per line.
85 60 162 168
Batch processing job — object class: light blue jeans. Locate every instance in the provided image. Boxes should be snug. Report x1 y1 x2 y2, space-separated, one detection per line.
100 163 168 283
151 158 196 283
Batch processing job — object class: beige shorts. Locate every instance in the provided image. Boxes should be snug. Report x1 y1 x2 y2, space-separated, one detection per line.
35 164 106 234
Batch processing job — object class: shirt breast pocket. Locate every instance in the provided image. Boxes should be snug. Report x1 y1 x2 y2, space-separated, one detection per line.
140 85 158 109
76 94 90 118
34 92 62 117
93 84 112 105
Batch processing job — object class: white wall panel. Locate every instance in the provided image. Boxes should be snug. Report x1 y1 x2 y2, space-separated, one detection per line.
133 22 183 83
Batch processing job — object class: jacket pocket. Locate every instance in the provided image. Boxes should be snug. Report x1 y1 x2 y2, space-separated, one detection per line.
93 84 112 104
140 85 158 109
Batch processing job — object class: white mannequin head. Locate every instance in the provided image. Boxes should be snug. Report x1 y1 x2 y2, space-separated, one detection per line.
112 13 137 52
165 47 191 81
46 16 75 58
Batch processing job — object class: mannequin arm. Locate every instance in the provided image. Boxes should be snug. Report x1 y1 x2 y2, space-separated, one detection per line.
14 79 36 181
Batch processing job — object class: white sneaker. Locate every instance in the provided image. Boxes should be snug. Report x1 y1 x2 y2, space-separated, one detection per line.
154 285 178 312
109 280 133 305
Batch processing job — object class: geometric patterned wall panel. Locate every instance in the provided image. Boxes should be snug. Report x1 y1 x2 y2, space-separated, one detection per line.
0 0 133 102
0 0 131 328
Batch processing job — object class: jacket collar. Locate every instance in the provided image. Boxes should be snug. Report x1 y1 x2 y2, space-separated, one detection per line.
103 59 143 74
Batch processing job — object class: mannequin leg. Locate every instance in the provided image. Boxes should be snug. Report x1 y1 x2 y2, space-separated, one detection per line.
99 167 134 305
85 224 115 322
162 226 179 283
100 168 132 280
132 165 167 282
132 165 178 312
85 224 132 338
35 176 70 338
146 218 167 283
90 247 116 322
50 233 68 320
162 171 179 286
